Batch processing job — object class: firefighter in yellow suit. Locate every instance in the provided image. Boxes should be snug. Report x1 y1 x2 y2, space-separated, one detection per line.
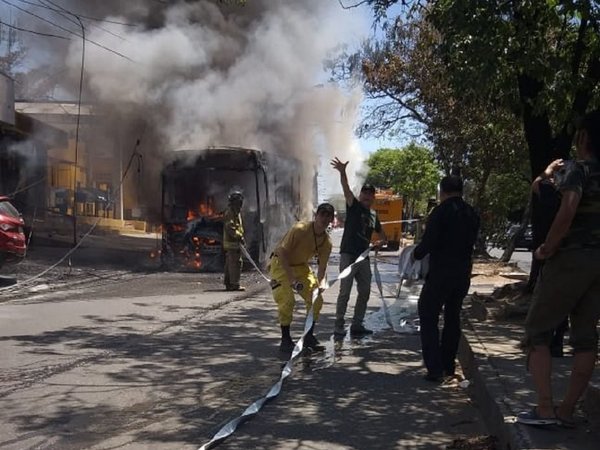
223 191 245 291
270 203 335 353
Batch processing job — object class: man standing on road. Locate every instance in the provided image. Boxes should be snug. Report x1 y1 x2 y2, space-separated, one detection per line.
331 157 387 338
223 191 245 291
269 203 335 353
413 175 480 382
517 110 600 427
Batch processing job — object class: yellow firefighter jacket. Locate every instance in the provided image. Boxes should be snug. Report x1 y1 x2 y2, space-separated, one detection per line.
223 207 244 251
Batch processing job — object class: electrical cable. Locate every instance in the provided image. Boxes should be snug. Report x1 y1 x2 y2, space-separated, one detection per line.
37 0 129 42
8 176 47 197
35 0 78 27
0 134 145 293
0 18 69 39
13 0 138 26
1 0 134 61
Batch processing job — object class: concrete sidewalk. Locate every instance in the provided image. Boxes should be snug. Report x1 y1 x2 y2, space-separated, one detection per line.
461 280 600 450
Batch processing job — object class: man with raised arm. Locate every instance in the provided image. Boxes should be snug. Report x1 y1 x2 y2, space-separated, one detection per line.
331 157 387 337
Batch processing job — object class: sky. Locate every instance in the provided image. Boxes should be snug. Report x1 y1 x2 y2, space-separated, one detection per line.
344 1 413 156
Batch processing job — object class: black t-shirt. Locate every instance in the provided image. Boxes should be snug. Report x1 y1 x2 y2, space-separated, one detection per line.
340 198 382 256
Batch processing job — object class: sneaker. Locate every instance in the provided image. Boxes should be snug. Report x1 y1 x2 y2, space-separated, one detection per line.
350 325 373 337
423 372 444 383
279 338 294 354
333 325 346 337
226 286 246 292
516 408 559 426
304 334 325 352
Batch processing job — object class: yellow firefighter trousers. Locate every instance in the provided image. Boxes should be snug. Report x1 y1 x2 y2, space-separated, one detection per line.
269 257 323 326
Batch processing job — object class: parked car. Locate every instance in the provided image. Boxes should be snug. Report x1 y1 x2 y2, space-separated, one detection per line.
0 196 27 268
507 223 534 251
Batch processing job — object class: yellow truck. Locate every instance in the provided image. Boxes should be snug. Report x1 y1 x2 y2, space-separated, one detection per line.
371 189 403 251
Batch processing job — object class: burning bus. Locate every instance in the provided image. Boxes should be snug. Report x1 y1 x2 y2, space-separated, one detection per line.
160 146 316 271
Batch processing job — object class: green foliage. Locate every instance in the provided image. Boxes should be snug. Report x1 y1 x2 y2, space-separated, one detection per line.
365 143 440 216
470 165 531 247
427 0 600 124
343 0 600 252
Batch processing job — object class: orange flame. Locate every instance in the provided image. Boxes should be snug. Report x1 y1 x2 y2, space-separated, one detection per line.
187 199 220 220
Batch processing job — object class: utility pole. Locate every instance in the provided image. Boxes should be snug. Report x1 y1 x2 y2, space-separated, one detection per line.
72 16 85 247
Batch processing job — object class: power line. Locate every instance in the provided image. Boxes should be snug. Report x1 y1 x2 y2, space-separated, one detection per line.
1 0 134 61
0 18 69 39
14 0 138 26
35 0 86 247
36 0 78 27
37 0 128 42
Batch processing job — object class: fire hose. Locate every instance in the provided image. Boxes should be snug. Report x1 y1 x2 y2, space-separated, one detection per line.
373 249 395 331
199 244 375 450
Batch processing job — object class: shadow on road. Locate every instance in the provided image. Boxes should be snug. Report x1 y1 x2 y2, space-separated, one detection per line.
1 291 488 449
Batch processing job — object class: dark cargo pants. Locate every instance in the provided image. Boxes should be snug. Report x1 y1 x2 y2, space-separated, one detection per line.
418 270 470 376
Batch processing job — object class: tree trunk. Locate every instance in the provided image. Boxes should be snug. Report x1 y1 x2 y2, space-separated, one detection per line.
517 74 555 286
473 167 491 257
501 194 532 262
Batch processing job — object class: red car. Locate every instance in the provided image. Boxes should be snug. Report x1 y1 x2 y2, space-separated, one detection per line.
0 196 26 268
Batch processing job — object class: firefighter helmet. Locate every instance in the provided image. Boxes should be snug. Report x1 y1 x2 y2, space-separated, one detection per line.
228 191 244 203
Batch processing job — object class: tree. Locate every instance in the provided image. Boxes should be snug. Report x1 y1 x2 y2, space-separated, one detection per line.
357 0 600 264
0 20 25 77
424 0 600 275
331 12 530 255
365 143 440 217
338 0 600 271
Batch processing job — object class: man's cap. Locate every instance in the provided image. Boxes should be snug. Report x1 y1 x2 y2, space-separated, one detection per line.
360 184 376 195
316 202 335 216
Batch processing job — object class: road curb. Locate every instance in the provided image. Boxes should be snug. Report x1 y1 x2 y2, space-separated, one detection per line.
458 315 534 450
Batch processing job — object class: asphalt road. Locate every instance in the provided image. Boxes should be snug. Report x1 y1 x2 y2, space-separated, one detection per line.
0 231 491 449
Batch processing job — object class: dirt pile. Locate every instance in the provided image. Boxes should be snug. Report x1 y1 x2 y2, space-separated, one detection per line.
468 259 531 322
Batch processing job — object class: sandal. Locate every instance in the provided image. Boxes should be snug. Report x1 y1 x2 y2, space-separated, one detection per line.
516 407 559 426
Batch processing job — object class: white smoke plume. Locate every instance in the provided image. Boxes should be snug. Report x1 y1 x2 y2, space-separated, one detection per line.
13 0 369 211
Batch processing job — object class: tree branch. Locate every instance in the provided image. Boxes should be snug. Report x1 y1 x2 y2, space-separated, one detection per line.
337 0 370 10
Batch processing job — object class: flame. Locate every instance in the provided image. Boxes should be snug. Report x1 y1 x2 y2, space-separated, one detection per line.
187 242 202 269
162 197 224 270
187 199 221 220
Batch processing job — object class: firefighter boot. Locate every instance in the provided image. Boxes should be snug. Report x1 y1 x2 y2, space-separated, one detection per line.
279 325 294 354
304 325 325 352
